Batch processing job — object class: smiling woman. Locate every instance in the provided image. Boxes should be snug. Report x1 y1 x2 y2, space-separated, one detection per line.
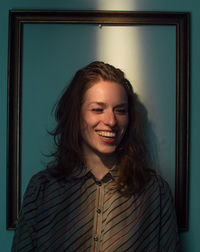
80 80 129 180
12 61 180 251
81 81 128 152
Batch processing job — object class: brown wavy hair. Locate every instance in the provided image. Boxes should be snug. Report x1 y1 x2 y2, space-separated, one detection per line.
47 61 155 194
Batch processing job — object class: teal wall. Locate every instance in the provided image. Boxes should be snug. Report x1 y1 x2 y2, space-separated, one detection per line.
0 0 199 251
21 23 176 198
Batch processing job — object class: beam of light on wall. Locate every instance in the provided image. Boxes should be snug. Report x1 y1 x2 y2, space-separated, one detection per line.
96 25 145 98
96 0 136 10
96 24 176 193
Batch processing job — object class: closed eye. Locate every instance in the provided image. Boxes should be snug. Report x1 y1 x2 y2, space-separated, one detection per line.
115 108 128 114
91 108 103 113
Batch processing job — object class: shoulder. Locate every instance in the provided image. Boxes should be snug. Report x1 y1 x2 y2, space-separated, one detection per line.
143 174 174 203
148 174 171 192
148 174 175 209
22 169 67 203
25 169 54 192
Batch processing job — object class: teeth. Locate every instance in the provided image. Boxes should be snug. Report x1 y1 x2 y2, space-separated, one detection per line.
97 131 116 138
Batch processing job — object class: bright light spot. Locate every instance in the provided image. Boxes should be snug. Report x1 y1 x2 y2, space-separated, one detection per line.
96 0 136 10
96 25 146 98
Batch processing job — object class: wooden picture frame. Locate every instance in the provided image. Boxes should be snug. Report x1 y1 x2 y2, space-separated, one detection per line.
7 10 190 231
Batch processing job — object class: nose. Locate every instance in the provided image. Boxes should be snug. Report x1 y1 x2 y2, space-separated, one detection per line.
103 110 117 127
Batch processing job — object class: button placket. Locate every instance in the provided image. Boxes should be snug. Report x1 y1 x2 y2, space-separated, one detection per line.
93 181 105 251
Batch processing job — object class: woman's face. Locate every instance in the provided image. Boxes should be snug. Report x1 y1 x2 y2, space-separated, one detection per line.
80 80 129 157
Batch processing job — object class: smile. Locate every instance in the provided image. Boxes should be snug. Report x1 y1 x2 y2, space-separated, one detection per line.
96 131 116 138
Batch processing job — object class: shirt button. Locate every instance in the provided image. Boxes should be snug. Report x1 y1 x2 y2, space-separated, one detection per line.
94 236 98 242
96 181 102 186
97 208 101 214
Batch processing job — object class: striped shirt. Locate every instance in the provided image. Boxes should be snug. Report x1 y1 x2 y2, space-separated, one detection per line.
12 167 179 251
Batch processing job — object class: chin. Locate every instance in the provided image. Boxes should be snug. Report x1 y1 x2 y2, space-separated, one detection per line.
96 147 117 155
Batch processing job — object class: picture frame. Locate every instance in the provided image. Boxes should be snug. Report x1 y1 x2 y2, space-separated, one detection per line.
7 10 190 231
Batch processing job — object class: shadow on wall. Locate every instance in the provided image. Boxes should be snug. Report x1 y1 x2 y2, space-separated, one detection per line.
138 100 160 174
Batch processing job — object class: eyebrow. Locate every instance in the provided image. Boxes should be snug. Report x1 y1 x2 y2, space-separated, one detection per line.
114 103 128 108
88 102 128 108
88 102 105 106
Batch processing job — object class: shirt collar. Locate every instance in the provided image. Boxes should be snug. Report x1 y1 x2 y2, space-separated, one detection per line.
71 163 119 182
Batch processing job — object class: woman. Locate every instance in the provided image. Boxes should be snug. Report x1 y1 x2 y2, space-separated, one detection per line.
12 61 179 251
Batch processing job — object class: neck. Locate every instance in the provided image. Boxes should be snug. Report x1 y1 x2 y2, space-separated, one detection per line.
84 151 116 181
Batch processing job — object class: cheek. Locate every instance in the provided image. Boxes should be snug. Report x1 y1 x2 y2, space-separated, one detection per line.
80 114 88 138
82 111 100 128
80 114 97 137
120 116 129 131
80 121 91 143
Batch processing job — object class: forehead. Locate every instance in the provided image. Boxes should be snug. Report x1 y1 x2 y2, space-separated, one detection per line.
83 80 128 104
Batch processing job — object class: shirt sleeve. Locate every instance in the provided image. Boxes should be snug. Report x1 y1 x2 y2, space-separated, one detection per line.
11 174 42 252
158 177 180 251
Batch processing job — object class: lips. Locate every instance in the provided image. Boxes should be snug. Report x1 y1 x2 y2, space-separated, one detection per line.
96 130 117 144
